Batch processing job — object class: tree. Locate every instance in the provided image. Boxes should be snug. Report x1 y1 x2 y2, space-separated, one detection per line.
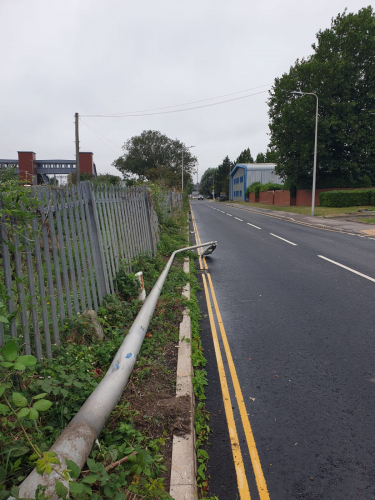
216 156 233 194
199 168 217 197
255 153 265 163
264 148 278 163
112 130 197 190
48 176 59 185
236 148 253 164
268 7 375 190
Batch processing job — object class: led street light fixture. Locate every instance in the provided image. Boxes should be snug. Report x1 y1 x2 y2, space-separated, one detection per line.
202 243 217 256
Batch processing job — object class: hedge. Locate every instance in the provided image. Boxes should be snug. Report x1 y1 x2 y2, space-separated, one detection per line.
245 181 284 198
319 189 375 207
259 182 284 193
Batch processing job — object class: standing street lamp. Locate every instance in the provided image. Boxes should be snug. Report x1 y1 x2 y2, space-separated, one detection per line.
182 146 195 193
291 91 319 216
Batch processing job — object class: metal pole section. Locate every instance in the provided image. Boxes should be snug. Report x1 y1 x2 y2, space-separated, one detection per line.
311 94 319 217
18 240 217 500
181 149 184 193
291 91 318 216
75 112 80 184
229 163 231 200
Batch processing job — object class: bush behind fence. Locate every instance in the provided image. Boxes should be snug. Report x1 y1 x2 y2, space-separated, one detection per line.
0 181 182 360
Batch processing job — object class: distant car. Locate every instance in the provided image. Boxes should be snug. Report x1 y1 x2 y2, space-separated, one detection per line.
198 195 204 200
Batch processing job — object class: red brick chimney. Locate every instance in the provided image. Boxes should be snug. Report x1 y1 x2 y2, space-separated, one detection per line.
79 152 94 175
18 151 37 185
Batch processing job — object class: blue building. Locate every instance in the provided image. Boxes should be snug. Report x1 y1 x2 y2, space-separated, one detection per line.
230 163 282 201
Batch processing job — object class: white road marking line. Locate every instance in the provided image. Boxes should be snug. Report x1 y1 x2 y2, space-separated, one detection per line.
234 217 243 221
227 214 233 217
270 233 297 246
247 223 261 230
318 255 375 283
221 211 225 213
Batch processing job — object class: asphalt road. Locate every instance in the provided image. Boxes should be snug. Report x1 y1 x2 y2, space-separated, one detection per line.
190 200 375 500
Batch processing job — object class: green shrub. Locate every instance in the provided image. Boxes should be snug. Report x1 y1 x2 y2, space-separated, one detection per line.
114 268 141 300
219 196 228 201
254 184 261 198
319 189 375 207
259 182 284 192
246 182 284 198
245 181 261 196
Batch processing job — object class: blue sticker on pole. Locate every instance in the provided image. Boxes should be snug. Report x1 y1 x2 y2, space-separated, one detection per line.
125 353 133 359
115 363 119 370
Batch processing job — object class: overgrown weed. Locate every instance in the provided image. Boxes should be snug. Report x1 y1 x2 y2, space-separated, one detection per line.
0 199 191 499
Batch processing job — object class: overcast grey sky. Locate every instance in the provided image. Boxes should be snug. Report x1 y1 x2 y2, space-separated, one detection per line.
0 0 369 182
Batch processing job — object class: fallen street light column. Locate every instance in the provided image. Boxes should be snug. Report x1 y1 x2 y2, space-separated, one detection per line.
291 91 319 216
18 240 217 500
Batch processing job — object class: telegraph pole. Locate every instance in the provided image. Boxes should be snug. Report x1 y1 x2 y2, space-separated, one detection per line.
75 112 80 184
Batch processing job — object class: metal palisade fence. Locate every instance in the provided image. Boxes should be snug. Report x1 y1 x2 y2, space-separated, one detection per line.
0 181 182 360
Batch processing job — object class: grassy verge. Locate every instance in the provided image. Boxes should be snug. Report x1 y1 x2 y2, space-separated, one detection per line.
358 217 375 224
221 200 375 217
0 204 202 500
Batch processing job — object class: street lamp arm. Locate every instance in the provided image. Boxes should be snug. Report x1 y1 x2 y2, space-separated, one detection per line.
291 91 318 98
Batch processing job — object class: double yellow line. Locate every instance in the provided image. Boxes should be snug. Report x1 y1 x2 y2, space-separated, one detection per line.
191 206 270 500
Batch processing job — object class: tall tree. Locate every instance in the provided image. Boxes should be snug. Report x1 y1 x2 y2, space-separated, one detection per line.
255 153 265 163
268 7 375 189
113 130 197 190
264 148 278 163
236 148 254 164
199 168 217 197
216 156 233 194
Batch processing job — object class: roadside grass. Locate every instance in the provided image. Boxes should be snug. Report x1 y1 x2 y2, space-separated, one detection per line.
358 217 375 224
0 205 200 500
221 200 375 217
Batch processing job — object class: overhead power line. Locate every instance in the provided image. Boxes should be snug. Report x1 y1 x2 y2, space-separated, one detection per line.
79 118 122 154
96 83 272 116
81 89 269 118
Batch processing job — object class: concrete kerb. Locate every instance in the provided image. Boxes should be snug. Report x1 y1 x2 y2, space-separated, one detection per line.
169 257 198 500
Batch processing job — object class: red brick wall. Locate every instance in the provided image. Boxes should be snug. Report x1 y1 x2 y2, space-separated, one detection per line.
274 190 290 206
248 192 258 203
259 191 274 205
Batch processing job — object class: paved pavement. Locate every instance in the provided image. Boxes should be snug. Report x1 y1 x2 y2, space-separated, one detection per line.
191 200 375 500
224 202 375 236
